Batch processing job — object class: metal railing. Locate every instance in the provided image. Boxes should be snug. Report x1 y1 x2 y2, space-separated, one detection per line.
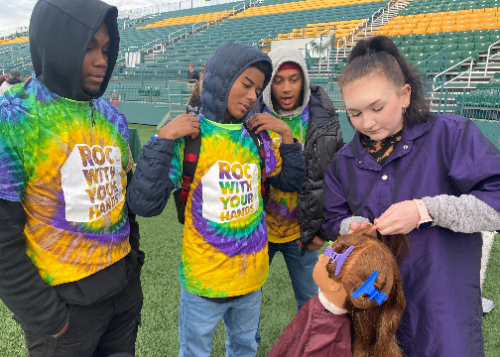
305 26 337 74
233 2 246 14
118 0 245 20
484 40 500 75
192 20 211 34
432 57 474 94
336 0 412 60
168 28 188 45
0 27 29 40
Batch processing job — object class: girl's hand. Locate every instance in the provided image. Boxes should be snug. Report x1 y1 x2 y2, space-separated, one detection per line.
348 221 377 236
375 200 420 235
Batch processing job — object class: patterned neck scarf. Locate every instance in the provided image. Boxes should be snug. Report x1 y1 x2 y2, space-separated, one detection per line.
361 130 403 166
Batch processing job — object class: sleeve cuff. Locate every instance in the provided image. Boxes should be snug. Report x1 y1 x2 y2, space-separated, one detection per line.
339 216 370 236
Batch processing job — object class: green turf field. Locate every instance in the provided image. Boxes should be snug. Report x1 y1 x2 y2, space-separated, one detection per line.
1 124 499 356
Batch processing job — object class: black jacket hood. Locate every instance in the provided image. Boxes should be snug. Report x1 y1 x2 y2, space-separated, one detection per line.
30 0 120 101
200 42 272 124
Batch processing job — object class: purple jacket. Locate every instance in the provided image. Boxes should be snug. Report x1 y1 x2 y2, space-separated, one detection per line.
323 114 500 357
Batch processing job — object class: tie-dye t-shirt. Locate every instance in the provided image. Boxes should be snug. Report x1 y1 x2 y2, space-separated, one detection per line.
0 77 130 286
169 116 282 298
264 105 309 243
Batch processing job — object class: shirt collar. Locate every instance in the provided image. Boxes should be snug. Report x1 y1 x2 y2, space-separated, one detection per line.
318 291 348 315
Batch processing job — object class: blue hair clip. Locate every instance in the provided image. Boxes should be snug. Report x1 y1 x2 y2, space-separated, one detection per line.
324 245 354 276
352 270 388 306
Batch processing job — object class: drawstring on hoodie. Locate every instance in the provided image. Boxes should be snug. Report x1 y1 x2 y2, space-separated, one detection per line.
89 99 95 127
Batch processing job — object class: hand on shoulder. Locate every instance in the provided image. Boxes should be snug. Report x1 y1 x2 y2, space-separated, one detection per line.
158 114 200 140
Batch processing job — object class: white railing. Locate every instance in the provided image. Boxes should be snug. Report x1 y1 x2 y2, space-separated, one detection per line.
432 57 474 94
0 26 29 40
484 40 500 75
233 2 246 14
168 28 188 45
118 0 245 20
336 0 412 60
305 26 338 73
192 20 210 34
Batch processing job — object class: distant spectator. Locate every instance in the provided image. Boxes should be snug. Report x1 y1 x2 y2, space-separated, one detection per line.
201 63 206 74
0 69 23 95
186 72 203 116
187 63 199 82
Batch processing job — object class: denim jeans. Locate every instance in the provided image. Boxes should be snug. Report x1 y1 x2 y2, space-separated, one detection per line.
178 287 261 357
269 240 319 311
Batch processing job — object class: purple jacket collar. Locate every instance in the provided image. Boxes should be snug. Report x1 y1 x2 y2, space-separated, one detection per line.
338 115 437 171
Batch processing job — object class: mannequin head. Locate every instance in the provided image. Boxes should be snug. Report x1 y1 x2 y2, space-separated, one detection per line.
317 226 408 357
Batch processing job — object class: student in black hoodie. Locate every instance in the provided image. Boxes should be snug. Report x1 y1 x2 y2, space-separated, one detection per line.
0 0 144 356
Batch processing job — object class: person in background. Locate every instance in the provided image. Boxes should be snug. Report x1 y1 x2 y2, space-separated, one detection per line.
0 75 5 89
201 63 206 74
0 0 144 356
186 72 203 116
322 35 500 357
0 69 23 95
187 63 199 83
247 46 343 313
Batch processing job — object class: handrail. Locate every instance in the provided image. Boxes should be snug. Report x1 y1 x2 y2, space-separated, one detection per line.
432 56 474 92
168 28 188 44
233 1 246 15
192 20 210 33
214 10 229 23
118 0 246 20
249 0 264 7
484 39 500 75
416 47 449 67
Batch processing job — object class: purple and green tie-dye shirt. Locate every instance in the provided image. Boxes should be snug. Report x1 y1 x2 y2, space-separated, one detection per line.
169 116 282 298
0 77 130 286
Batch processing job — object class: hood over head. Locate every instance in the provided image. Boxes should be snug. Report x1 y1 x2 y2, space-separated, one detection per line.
201 42 272 124
263 46 310 117
30 0 120 101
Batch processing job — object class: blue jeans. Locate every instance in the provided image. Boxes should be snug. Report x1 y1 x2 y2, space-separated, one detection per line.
178 287 261 357
269 240 319 311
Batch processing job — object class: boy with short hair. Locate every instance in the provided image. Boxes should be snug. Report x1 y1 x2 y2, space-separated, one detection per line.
126 42 305 357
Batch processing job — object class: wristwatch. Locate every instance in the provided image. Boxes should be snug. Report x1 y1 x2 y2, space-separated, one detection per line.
414 199 433 230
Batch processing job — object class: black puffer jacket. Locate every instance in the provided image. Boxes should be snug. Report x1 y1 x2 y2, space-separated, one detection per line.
248 83 343 251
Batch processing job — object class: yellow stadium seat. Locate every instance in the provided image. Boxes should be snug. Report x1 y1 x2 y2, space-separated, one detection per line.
427 27 442 33
388 30 402 36
486 22 500 29
404 23 419 29
442 26 457 32
472 8 485 13
413 27 428 34
399 29 413 35
441 20 456 26
459 9 473 14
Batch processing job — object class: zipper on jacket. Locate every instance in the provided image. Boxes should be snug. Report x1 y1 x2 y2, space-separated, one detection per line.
89 99 95 127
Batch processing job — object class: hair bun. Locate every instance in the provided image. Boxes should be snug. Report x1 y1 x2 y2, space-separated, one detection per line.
349 36 400 64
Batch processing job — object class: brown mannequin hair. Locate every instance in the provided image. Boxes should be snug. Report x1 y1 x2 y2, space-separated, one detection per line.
326 226 408 357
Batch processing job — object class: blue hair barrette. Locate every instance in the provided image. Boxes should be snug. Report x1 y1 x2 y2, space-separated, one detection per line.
324 245 354 276
352 270 387 306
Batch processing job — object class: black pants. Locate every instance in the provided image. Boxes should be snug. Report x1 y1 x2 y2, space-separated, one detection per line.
21 275 143 357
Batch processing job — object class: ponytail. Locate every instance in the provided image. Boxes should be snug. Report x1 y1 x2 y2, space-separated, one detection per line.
339 35 430 127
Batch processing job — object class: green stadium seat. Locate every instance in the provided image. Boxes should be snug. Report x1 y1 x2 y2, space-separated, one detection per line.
416 33 431 40
413 52 428 62
393 35 405 41
474 29 489 37
414 45 426 52
458 36 474 44
405 34 418 41
495 72 500 78
398 46 409 53
475 42 490 52
430 33 443 39
463 50 479 61
443 31 459 38
474 35 490 43
424 44 442 53
490 34 500 43
443 43 459 51
401 40 414 47
458 30 474 37
402 52 414 60
428 38 443 45
414 39 428 46
449 51 462 60
458 43 475 51
447 58 461 68
489 29 500 36
442 37 458 45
